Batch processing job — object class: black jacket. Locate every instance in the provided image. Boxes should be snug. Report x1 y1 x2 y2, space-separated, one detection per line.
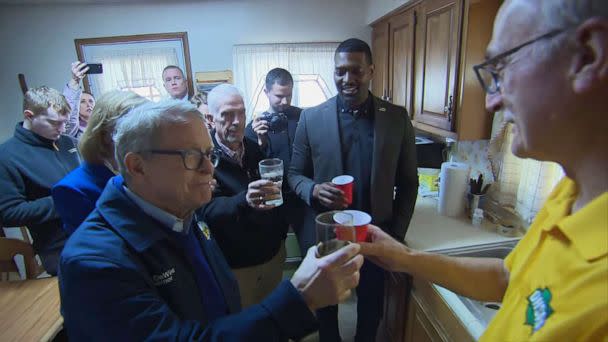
199 134 289 269
0 123 79 275
244 107 312 251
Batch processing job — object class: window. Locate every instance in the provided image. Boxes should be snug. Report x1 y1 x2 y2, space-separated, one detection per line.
233 42 339 120
75 32 193 101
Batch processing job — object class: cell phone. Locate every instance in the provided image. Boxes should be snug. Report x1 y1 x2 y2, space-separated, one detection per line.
85 63 103 74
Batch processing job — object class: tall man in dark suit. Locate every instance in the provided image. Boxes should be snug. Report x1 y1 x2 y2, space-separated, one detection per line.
288 38 418 341
245 68 311 253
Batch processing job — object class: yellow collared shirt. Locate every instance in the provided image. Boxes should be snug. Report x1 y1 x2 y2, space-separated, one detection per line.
481 178 608 341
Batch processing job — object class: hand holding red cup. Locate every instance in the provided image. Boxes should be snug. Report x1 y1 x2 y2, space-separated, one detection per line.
331 175 354 206
344 210 371 242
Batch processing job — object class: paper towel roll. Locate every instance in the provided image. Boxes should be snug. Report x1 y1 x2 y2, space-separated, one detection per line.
438 162 470 217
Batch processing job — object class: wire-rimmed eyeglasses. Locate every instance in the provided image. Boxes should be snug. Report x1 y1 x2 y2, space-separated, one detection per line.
473 28 568 94
144 148 220 170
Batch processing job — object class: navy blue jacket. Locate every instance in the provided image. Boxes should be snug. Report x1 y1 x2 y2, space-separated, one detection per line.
52 162 114 236
0 123 79 275
59 176 317 341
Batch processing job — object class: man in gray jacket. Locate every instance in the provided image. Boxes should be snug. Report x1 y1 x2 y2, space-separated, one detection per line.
288 38 418 342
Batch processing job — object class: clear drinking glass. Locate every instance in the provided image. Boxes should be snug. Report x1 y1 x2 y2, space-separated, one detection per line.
258 158 284 206
316 211 355 257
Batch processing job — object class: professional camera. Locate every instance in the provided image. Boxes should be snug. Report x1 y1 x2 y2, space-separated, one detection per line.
260 112 288 133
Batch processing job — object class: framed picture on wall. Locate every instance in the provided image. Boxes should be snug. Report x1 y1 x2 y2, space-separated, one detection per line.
195 70 233 94
74 32 193 101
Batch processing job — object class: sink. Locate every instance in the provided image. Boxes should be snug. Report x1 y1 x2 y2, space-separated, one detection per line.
438 241 519 329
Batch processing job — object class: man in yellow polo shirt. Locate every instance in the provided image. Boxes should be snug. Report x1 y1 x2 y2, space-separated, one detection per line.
358 0 607 340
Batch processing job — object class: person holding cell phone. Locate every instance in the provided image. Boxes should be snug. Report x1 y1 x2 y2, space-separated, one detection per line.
288 38 419 342
199 84 291 309
62 61 95 139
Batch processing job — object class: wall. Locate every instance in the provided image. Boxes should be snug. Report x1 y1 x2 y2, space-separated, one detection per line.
365 0 413 24
0 0 370 141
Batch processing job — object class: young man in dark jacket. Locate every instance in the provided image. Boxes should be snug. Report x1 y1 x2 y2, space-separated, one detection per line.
0 86 80 275
244 68 313 254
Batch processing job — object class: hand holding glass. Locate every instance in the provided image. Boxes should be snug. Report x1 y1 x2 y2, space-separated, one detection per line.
316 211 356 256
258 158 283 206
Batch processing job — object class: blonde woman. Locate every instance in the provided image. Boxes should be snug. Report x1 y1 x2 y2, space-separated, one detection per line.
52 90 148 235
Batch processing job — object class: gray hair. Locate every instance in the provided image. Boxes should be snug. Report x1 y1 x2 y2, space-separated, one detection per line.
539 0 607 31
113 99 203 178
207 84 243 118
530 0 608 55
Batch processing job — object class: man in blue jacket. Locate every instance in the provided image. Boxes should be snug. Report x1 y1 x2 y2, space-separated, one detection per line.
59 100 363 340
0 86 80 275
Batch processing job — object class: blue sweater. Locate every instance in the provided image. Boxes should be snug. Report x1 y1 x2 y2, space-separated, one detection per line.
52 162 114 235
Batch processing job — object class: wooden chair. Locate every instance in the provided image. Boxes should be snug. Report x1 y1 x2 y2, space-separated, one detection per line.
0 237 40 280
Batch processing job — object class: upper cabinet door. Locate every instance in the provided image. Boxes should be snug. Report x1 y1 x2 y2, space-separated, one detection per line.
389 9 416 116
414 0 462 131
371 22 389 99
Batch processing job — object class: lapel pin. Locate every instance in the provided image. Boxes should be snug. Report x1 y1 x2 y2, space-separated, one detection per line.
378 107 386 112
198 221 212 240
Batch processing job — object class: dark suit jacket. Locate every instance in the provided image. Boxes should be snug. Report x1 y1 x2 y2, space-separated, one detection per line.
60 176 317 341
287 96 418 241
52 162 115 236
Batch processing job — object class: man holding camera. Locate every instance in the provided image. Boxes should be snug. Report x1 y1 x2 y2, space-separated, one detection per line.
245 68 312 254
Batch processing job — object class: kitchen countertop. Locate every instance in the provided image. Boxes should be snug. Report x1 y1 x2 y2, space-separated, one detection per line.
404 196 521 252
404 195 521 340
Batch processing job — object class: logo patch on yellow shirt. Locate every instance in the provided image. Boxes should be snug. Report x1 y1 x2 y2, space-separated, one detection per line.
525 287 554 334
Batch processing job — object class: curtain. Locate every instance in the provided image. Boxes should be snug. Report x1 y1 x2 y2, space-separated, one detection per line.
90 47 178 98
233 43 339 120
488 113 564 225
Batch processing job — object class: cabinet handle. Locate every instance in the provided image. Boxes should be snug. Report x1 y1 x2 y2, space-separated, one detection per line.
444 95 454 121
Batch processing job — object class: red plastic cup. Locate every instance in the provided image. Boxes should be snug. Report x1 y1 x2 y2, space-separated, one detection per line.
331 212 356 242
344 210 371 242
332 175 354 206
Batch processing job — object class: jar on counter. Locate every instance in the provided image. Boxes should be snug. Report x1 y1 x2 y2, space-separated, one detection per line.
472 208 484 227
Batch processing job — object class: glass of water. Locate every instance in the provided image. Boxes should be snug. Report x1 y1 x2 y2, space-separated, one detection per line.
316 211 355 257
258 158 284 207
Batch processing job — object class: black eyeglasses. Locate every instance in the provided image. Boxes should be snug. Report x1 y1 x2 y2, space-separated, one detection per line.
473 28 567 94
144 148 219 170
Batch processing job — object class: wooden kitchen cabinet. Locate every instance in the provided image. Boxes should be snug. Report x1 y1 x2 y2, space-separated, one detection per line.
371 21 389 100
389 10 416 116
371 9 416 116
413 0 461 132
370 0 501 140
382 273 411 342
404 278 475 342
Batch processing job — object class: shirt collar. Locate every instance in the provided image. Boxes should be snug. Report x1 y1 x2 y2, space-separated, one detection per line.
337 92 374 118
214 132 244 166
539 178 608 261
558 187 608 261
122 185 193 234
